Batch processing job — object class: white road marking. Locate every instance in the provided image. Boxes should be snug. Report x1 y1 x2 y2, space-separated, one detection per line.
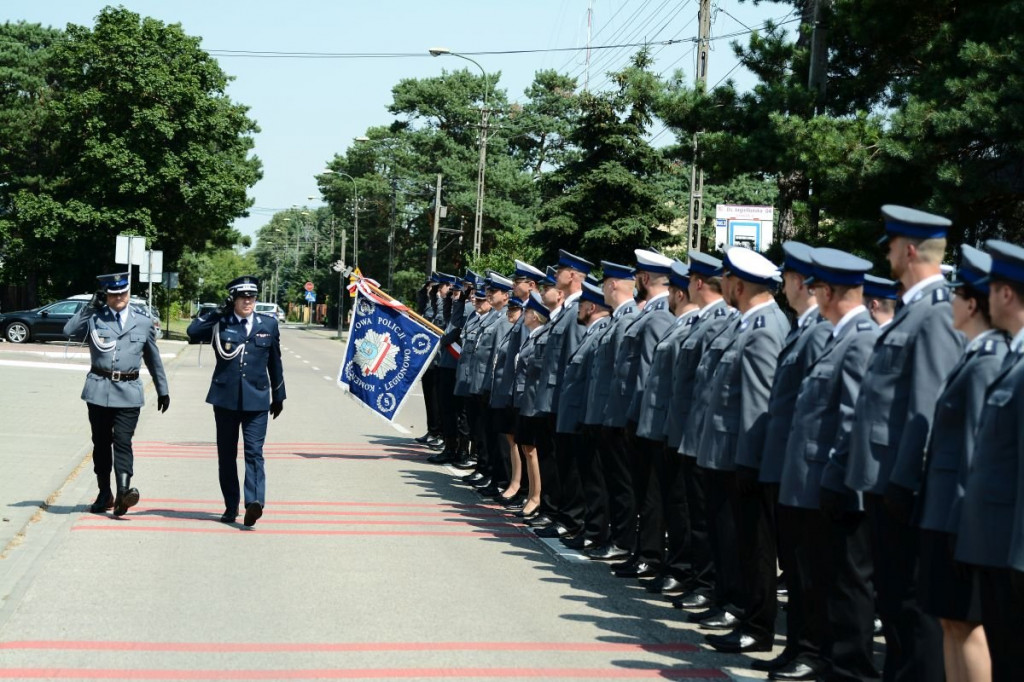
0 359 151 375
323 375 333 381
303 360 310 364
312 366 320 371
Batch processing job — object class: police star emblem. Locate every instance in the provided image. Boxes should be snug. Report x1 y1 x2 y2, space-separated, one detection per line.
353 329 400 379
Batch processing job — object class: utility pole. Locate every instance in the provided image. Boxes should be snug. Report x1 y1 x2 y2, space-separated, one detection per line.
336 227 347 339
808 0 829 110
430 173 442 275
388 178 398 290
687 0 712 252
473 109 488 258
584 0 593 92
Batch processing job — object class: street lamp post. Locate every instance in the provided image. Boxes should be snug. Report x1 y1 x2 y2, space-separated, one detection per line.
428 47 489 259
322 170 359 270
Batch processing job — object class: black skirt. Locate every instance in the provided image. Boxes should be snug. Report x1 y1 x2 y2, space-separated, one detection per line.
514 413 542 446
919 528 983 622
491 406 516 435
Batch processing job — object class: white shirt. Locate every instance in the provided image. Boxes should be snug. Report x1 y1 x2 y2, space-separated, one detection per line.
797 303 820 329
646 291 669 306
832 305 868 338
1010 327 1024 354
901 273 946 306
698 298 726 319
236 314 253 337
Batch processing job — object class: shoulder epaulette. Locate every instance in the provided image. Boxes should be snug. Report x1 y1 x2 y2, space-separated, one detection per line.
131 305 150 317
753 315 766 329
979 338 998 355
714 307 728 318
856 321 874 331
686 316 699 326
933 287 949 303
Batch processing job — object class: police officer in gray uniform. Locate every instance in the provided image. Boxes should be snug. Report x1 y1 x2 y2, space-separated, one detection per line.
431 274 470 465
956 239 1024 681
531 250 591 538
187 275 286 528
555 279 612 550
608 249 677 580
779 248 880 682
669 252 735 610
844 206 964 682
698 246 790 653
581 261 638 561
634 259 700 594
863 274 900 329
750 242 832 674
453 283 493 485
917 245 1006 682
65 272 170 516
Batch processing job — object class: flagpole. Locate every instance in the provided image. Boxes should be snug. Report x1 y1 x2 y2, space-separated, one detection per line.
354 276 445 336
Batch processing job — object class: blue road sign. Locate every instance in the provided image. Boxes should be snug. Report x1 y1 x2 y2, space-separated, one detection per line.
304 290 316 302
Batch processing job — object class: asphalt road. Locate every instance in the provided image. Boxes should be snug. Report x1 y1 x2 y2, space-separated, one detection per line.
0 326 771 681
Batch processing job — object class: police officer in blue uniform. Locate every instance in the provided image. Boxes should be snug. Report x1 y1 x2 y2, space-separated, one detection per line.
65 272 170 516
956 240 1024 681
187 275 286 528
917 245 1006 682
863 274 900 329
844 206 964 681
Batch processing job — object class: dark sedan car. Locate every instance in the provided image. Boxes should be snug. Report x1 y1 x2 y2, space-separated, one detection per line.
0 298 89 343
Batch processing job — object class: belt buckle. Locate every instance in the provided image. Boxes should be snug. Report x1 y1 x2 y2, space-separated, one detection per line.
111 370 122 382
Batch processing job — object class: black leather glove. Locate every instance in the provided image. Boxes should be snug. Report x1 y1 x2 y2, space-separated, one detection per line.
883 482 916 526
157 394 170 413
218 297 234 317
89 290 106 310
735 465 760 495
270 401 283 419
819 487 845 519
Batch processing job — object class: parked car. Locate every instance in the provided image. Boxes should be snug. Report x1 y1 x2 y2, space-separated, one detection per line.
0 298 89 343
255 302 286 323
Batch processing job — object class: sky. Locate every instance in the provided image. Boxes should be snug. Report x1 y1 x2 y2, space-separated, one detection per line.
5 1 796 242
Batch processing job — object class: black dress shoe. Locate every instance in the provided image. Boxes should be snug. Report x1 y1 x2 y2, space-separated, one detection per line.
461 471 485 483
704 629 773 653
503 500 526 512
243 502 263 527
561 535 594 551
534 524 571 538
613 561 658 579
499 493 524 506
476 485 502 498
698 611 740 630
89 490 115 514
583 543 630 561
219 510 238 524
751 650 797 672
471 477 492 489
452 458 477 470
673 590 712 610
687 607 720 623
769 658 828 681
415 432 432 444
426 436 444 447
515 506 540 519
525 514 554 528
426 451 456 465
427 440 446 451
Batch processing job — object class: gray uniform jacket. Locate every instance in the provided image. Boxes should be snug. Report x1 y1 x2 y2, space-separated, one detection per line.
635 310 701 441
780 310 878 511
519 323 554 417
437 297 468 370
585 301 638 426
532 295 584 415
918 331 1007 534
668 301 735 451
491 306 528 408
472 312 513 396
698 301 791 471
846 279 965 495
513 328 542 411
605 295 675 428
556 316 612 435
956 350 1024 570
65 304 169 408
454 310 491 397
758 311 833 483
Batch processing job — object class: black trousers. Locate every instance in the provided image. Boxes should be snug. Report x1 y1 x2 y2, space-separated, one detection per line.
681 455 713 584
864 494 943 682
87 403 141 480
734 481 778 639
979 566 1024 682
554 431 587 533
436 368 459 447
465 396 488 470
535 414 562 519
702 467 742 611
658 445 690 579
214 407 268 509
600 425 637 551
420 366 441 436
630 432 665 565
820 507 879 682
777 505 816 662
578 426 610 544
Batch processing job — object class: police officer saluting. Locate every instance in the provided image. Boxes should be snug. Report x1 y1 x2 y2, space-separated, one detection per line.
187 275 286 528
64 272 170 516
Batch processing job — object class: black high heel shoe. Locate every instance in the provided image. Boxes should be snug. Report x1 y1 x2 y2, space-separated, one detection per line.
516 503 540 519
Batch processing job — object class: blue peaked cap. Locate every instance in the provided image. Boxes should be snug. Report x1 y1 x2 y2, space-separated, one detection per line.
981 239 1024 287
557 249 595 274
600 260 635 281
878 205 952 244
581 280 609 308
807 248 873 286
948 245 992 295
863 274 900 300
687 251 723 277
669 260 690 289
782 242 815 277
97 272 130 294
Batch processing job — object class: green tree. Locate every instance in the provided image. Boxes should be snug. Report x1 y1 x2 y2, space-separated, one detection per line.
2 7 261 304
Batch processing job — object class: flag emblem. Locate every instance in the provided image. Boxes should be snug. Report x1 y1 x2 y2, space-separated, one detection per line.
353 329 400 379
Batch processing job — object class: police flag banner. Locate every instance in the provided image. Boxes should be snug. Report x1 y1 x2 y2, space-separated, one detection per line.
338 283 440 432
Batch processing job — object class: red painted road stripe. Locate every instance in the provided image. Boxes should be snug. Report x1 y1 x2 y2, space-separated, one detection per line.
133 454 398 460
0 668 725 679
76 518 516 527
71 525 529 538
129 507 506 518
141 499 499 510
0 641 699 653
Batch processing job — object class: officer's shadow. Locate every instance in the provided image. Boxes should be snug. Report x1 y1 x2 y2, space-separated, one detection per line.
9 501 220 523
